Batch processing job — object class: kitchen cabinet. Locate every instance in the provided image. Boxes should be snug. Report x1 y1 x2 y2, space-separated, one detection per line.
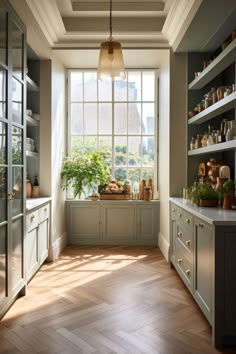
0 0 26 319
66 200 159 246
25 200 50 282
170 197 236 348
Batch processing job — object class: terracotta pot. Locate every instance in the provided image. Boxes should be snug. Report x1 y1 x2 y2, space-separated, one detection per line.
199 199 218 207
223 195 236 209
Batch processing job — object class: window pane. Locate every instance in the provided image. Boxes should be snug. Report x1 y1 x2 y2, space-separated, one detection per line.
12 78 22 124
71 136 83 154
114 136 127 166
128 72 141 101
0 168 7 222
0 122 6 164
99 103 112 134
128 103 141 134
0 69 6 119
84 103 97 134
142 137 154 166
128 168 141 186
142 103 154 134
98 78 112 101
12 22 23 79
84 72 97 101
98 136 112 166
128 137 141 166
114 103 127 134
71 72 83 102
12 167 23 216
12 126 22 164
142 168 154 181
0 7 7 65
114 168 127 181
142 72 155 101
114 79 127 101
84 136 97 153
71 103 83 134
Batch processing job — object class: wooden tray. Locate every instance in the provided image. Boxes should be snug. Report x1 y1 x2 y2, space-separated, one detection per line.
100 193 131 200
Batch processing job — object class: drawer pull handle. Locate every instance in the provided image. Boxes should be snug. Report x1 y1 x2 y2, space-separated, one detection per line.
199 223 204 228
177 231 182 238
177 258 182 263
30 215 35 222
185 269 190 276
185 240 191 246
178 212 182 217
185 218 190 224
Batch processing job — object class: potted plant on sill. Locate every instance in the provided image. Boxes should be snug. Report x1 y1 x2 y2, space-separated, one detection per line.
191 182 218 207
61 151 111 199
222 180 236 209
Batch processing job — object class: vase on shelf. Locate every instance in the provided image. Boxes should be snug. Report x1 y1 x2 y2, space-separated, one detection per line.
226 120 236 141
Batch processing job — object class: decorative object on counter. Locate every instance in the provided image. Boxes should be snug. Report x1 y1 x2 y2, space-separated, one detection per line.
219 165 230 179
88 192 99 201
222 180 236 209
32 175 40 198
139 179 146 200
132 182 139 200
144 186 152 201
61 151 110 199
148 177 154 200
99 179 130 200
207 159 221 185
215 177 228 206
226 120 236 141
191 181 218 207
26 176 32 198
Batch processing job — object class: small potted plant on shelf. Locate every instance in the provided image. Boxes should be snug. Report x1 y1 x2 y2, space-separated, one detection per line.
191 182 218 207
61 151 111 199
221 180 236 209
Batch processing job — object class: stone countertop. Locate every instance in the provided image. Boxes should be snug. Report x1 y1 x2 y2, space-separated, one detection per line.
26 197 52 212
170 197 236 225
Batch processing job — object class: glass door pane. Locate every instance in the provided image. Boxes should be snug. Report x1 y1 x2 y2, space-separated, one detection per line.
12 21 23 80
11 218 23 289
0 226 7 300
12 167 23 217
0 69 7 119
0 7 7 65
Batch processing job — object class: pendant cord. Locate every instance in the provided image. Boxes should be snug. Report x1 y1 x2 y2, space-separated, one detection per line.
109 0 112 39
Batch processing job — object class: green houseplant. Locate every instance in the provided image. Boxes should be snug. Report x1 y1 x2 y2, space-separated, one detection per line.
191 182 218 207
61 151 111 198
222 180 236 209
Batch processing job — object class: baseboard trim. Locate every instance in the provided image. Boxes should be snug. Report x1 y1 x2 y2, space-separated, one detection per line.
48 232 67 261
158 232 170 262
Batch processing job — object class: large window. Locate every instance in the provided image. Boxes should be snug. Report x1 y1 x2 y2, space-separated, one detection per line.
68 69 158 195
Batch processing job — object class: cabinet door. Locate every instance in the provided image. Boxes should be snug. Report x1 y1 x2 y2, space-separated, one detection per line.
136 204 158 245
102 203 135 244
39 218 49 264
194 217 213 325
67 203 101 244
25 226 39 282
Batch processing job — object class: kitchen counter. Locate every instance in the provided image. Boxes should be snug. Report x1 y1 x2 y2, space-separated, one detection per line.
26 197 52 211
170 197 236 225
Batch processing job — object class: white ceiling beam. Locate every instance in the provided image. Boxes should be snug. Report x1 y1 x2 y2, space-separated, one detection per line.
63 16 165 33
72 1 165 12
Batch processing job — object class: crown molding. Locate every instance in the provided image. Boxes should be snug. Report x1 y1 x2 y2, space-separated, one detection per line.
162 0 203 51
26 0 65 45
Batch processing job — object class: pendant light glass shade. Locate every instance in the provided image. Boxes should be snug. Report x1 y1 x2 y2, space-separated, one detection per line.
97 0 125 80
98 40 126 80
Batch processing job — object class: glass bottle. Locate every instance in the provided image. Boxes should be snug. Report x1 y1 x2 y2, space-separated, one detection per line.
190 137 195 150
226 120 236 141
32 175 40 198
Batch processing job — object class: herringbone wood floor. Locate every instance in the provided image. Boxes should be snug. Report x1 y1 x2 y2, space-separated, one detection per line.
0 246 235 354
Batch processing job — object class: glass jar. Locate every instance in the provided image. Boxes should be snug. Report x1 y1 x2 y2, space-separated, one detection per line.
226 120 236 141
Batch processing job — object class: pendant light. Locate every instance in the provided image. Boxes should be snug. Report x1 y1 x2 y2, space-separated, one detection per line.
98 0 126 80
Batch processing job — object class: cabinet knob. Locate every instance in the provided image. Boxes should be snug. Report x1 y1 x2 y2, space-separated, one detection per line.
185 240 191 246
177 231 182 238
177 258 182 263
178 212 182 217
198 223 204 228
185 218 190 224
185 269 190 276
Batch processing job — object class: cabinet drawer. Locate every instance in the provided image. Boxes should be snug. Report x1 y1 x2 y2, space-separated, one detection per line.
39 203 50 221
175 241 193 289
176 206 193 231
176 223 193 254
26 210 39 232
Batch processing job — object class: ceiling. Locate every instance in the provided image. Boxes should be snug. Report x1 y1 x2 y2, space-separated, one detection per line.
24 0 203 51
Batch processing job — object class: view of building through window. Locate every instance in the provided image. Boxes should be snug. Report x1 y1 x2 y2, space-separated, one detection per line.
68 69 158 195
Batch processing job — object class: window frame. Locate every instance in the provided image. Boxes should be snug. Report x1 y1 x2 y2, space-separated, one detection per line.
67 68 159 197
